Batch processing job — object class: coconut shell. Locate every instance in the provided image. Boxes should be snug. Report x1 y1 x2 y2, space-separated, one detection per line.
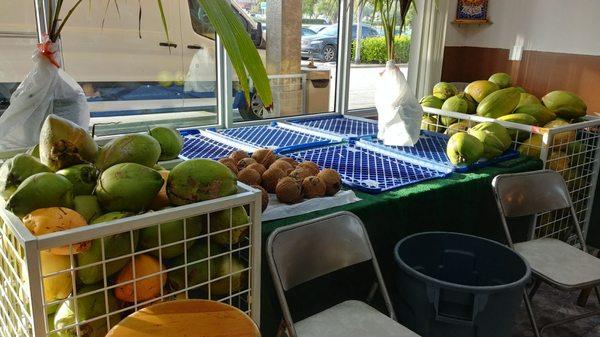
261 167 286 193
289 168 312 183
149 170 170 210
246 163 266 175
238 168 262 186
237 158 257 171
317 169 342 196
251 185 269 211
302 176 326 198
276 177 302 204
252 149 277 168
278 157 299 168
229 150 249 163
297 161 320 176
270 159 294 174
218 158 238 175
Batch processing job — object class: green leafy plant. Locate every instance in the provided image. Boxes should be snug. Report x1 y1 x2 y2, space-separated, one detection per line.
358 0 415 61
47 0 272 111
351 36 410 64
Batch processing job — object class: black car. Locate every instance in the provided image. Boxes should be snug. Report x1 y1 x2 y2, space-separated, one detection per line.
301 24 379 62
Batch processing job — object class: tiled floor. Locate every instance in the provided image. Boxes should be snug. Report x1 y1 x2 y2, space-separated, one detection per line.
513 284 600 337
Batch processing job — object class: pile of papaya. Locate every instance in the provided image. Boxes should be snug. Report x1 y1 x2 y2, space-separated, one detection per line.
0 115 249 337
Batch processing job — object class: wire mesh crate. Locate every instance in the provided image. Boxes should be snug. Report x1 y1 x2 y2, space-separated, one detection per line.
422 107 600 240
0 183 262 337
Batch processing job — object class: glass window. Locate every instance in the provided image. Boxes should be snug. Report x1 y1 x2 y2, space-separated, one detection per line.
0 0 38 111
59 0 218 136
347 3 414 112
232 0 339 122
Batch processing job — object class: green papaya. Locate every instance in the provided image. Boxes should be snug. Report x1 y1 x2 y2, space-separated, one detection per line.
0 154 51 200
464 80 499 103
441 95 468 126
73 196 102 223
56 164 98 196
139 215 204 259
513 87 527 93
459 92 478 114
515 93 541 110
149 126 184 161
467 129 506 159
566 141 585 167
432 82 458 100
26 144 40 158
498 113 539 141
518 134 543 158
446 132 484 166
39 115 98 171
167 159 237 206
513 104 556 125
445 121 471 136
421 115 443 133
476 88 521 118
95 134 161 170
96 163 164 212
542 90 587 119
77 212 137 284
6 173 73 218
489 72 512 89
469 122 513 150
419 95 444 109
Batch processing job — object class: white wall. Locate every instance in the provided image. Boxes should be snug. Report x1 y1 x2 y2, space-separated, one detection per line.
445 0 600 56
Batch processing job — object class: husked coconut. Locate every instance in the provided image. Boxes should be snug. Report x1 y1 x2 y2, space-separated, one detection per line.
251 185 269 211
237 158 257 171
302 176 326 198
278 157 299 168
238 168 261 186
276 177 302 204
269 159 294 174
252 149 277 168
246 163 266 175
317 169 342 196
229 150 249 163
218 158 238 175
297 161 320 176
261 167 286 193
289 168 312 183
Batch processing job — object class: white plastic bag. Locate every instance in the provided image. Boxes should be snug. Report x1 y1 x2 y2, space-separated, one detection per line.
375 61 423 147
0 40 89 150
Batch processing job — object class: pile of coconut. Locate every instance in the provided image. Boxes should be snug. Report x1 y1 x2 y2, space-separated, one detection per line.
217 149 342 208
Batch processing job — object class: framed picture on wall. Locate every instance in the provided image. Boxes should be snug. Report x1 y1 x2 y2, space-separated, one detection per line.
454 0 490 24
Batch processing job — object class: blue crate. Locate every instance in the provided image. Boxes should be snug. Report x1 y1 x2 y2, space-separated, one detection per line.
180 133 240 160
286 115 377 139
359 131 520 173
213 123 342 153
288 144 451 194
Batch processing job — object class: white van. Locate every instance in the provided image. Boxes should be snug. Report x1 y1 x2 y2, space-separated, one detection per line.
0 0 264 114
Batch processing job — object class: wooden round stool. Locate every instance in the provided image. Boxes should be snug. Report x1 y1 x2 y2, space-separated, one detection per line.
106 300 261 337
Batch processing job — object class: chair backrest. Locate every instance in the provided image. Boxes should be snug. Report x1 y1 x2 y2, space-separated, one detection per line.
267 212 394 337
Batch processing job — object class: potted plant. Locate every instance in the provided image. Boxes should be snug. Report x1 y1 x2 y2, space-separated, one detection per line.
0 0 272 150
359 0 422 146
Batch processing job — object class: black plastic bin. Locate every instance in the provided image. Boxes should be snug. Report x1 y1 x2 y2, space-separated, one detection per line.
394 232 531 337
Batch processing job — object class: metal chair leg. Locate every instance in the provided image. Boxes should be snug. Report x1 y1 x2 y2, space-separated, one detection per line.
523 290 542 337
576 250 600 306
275 319 288 337
528 279 542 301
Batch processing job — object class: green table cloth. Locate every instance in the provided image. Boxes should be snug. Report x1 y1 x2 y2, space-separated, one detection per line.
259 157 542 337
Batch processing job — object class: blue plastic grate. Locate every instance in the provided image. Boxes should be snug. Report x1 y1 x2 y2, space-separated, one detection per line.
215 124 339 153
180 133 239 160
287 115 377 139
360 131 519 172
288 144 451 193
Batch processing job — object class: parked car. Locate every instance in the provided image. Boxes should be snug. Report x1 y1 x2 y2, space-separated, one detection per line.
302 27 317 37
301 24 379 62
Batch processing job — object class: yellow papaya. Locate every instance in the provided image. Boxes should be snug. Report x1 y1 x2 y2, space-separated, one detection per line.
515 93 541 110
514 104 556 125
544 119 576 148
476 88 520 118
498 113 538 141
518 135 543 158
542 91 587 120
464 80 499 103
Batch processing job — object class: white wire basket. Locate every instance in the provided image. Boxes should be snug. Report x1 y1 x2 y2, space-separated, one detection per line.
0 180 262 337
422 107 600 241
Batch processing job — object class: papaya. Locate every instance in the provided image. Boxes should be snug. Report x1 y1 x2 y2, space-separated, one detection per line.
513 87 527 93
467 129 506 159
26 144 40 158
445 121 471 136
0 154 51 200
476 87 521 118
547 151 570 172
469 122 512 150
23 207 90 255
203 206 250 246
513 104 556 125
464 80 499 103
167 159 237 206
518 134 543 158
77 212 137 285
6 173 73 218
441 95 468 126
40 251 72 309
460 92 478 114
516 93 541 110
115 254 166 303
95 134 161 170
73 195 102 223
446 132 484 166
432 82 458 100
421 115 443 133
56 164 98 196
96 163 164 212
561 169 588 192
149 126 184 161
498 113 538 141
542 91 587 119
488 72 512 89
544 119 576 148
139 215 204 259
419 95 444 109
39 115 98 171
566 141 586 167
54 284 120 337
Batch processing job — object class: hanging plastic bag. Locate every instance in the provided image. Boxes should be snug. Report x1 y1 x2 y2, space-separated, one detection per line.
375 61 423 147
0 39 89 150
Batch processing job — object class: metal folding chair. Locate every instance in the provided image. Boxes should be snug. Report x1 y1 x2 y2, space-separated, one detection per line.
491 170 600 337
266 211 419 337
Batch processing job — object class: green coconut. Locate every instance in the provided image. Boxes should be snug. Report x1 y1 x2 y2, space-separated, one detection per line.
56 164 98 196
149 126 184 161
73 195 102 223
96 163 164 212
203 206 250 246
489 72 512 89
467 129 506 159
446 132 484 166
6 173 73 218
0 154 52 200
39 115 98 171
441 95 468 126
432 82 458 100
26 144 40 158
167 159 238 206
139 215 205 259
419 95 444 109
95 134 161 171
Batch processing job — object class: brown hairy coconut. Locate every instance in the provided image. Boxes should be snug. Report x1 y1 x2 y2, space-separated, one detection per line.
276 177 303 204
229 150 249 163
297 161 320 176
289 167 312 183
237 157 257 171
237 168 261 186
252 149 277 168
302 176 326 198
279 157 299 168
246 162 266 175
251 185 269 211
269 159 294 175
218 158 238 175
261 167 286 193
317 169 342 196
